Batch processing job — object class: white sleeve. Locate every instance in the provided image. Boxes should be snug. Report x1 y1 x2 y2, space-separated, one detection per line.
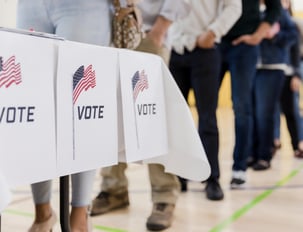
208 0 242 39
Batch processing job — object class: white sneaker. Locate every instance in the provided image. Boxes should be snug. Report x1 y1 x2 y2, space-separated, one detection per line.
230 171 246 189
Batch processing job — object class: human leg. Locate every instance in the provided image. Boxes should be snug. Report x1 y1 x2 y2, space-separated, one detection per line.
281 76 303 158
189 47 223 199
224 43 258 187
91 163 129 216
136 38 180 230
28 181 57 232
293 91 303 158
253 69 285 170
48 0 112 227
280 76 299 150
169 50 192 192
146 164 179 231
69 170 95 232
272 101 282 156
47 0 111 46
16 2 57 231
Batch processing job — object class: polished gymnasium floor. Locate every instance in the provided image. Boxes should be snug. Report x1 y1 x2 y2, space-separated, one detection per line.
1 0 303 230
1 105 303 232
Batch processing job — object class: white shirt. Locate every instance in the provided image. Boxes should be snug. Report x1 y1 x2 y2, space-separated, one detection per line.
137 0 190 32
169 0 242 54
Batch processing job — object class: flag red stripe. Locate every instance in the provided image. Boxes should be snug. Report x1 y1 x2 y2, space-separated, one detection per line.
73 65 96 104
0 60 21 88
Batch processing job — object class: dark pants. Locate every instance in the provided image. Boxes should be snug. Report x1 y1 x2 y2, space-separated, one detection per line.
169 47 221 180
220 42 259 171
253 69 285 161
274 75 303 150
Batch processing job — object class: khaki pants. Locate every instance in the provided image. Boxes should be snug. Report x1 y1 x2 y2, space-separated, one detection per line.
100 37 180 204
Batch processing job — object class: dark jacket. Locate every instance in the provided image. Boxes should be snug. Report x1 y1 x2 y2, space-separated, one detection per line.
259 8 298 65
223 0 282 42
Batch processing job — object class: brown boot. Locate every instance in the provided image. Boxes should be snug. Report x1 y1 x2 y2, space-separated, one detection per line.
90 191 129 216
146 203 175 231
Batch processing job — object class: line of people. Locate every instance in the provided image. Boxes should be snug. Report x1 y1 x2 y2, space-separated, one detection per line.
15 0 303 231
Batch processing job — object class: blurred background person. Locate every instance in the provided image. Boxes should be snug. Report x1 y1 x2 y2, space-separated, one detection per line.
248 0 298 171
272 0 303 159
219 0 282 188
16 0 112 231
168 0 242 200
90 0 190 231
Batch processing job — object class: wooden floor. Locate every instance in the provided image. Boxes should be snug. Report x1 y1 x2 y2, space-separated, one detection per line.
2 107 303 232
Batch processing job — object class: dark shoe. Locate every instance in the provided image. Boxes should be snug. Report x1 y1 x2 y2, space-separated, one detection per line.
294 149 303 158
205 179 224 201
247 156 256 167
230 171 246 189
90 191 129 216
146 203 175 231
178 176 188 192
253 160 270 171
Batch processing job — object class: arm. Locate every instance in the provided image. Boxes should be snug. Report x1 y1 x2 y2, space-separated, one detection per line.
270 10 298 48
147 15 172 47
147 0 189 47
233 0 282 45
232 21 273 45
197 0 242 49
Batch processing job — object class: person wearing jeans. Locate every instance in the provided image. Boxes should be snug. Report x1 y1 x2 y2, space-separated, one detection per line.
250 1 298 171
16 0 112 231
272 5 303 159
219 0 282 189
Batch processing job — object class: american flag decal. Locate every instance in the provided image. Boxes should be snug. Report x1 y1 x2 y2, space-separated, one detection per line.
72 64 96 104
132 70 148 101
0 55 22 88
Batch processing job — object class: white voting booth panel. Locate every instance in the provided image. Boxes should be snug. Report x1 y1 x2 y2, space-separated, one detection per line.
119 50 168 162
0 29 210 212
56 41 118 176
0 31 57 187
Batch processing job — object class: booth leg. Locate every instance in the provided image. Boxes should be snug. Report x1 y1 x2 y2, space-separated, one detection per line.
60 176 70 232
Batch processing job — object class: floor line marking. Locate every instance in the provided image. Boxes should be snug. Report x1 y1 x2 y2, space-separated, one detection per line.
3 164 303 232
94 224 128 232
210 163 303 232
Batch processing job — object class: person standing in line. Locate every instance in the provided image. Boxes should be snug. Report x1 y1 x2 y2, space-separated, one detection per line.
16 0 112 231
90 0 189 231
168 0 242 200
271 2 303 159
219 0 282 188
293 16 303 75
249 0 298 170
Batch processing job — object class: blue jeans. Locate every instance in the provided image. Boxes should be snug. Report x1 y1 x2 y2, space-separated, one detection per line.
253 69 285 161
169 47 221 180
274 75 303 150
17 0 111 46
220 42 258 171
17 0 111 207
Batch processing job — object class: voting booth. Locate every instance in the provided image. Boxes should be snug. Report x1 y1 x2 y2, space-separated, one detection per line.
0 28 210 218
